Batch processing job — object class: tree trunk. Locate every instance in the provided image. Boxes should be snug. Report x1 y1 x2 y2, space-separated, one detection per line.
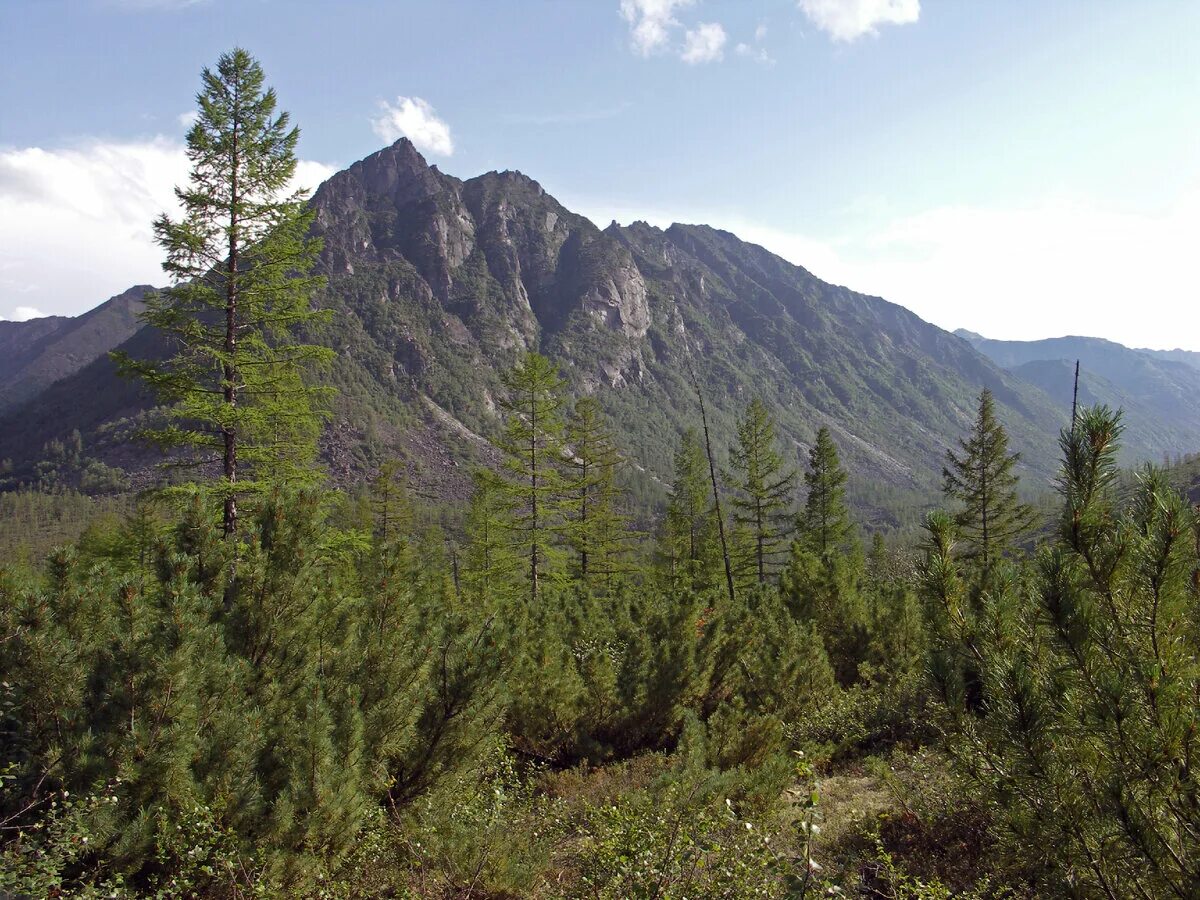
529 384 539 604
689 357 735 606
223 80 241 539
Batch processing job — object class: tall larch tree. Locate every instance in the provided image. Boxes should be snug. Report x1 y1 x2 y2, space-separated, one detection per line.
799 426 852 558
114 48 331 538
370 459 413 544
942 388 1034 570
564 397 631 588
728 398 796 583
659 429 721 590
496 352 568 604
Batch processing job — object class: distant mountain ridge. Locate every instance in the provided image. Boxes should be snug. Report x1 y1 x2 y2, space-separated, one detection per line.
1138 347 1200 372
0 139 1169 524
956 330 1200 461
0 286 151 415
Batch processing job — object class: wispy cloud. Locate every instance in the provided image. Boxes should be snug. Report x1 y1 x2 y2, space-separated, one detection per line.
681 22 727 64
177 110 199 129
105 0 208 10
502 102 632 126
371 96 455 156
735 22 774 64
798 0 920 42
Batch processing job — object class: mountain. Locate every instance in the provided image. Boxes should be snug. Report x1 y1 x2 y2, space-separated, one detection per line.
1139 347 1200 372
0 140 1089 524
957 331 1200 460
0 285 151 415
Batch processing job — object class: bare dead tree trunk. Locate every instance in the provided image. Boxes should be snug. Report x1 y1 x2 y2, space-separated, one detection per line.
1070 359 1081 437
687 351 735 606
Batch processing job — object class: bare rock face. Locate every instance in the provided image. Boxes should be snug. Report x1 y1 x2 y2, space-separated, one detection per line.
312 139 475 298
580 257 650 340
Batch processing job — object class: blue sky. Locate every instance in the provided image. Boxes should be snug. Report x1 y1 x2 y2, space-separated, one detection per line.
2 0 1198 349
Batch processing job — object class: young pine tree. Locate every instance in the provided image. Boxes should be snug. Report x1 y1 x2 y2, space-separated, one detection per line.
942 388 1034 571
799 426 852 558
928 407 1200 896
114 48 332 538
727 398 796 583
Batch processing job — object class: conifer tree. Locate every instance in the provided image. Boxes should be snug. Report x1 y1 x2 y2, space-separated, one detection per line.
114 48 332 538
929 407 1200 896
462 467 518 607
799 426 852 558
727 398 796 583
942 390 1034 571
496 352 569 604
564 397 631 587
660 429 721 590
370 459 413 544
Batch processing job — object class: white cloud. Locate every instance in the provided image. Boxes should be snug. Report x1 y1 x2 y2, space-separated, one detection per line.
570 191 1200 351
755 24 768 41
371 97 454 157
8 306 47 321
798 0 919 42
681 22 727 64
177 110 199 129
0 138 335 318
619 0 694 56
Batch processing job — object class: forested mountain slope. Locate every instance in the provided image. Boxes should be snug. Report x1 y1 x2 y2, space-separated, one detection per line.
1 140 1079 523
0 285 150 415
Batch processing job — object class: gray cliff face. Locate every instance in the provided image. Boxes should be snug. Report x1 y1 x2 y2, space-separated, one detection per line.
311 139 653 378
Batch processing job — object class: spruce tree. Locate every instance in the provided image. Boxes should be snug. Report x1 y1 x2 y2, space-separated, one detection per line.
942 388 1034 570
727 398 796 583
496 352 568 604
564 397 632 588
114 48 332 538
799 426 852 558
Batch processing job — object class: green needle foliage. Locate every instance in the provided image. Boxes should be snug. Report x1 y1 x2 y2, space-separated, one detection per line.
799 426 852 559
370 458 414 543
942 388 1034 572
495 351 570 604
928 406 1200 896
564 397 634 590
113 48 332 537
461 466 519 607
727 398 796 584
659 428 723 593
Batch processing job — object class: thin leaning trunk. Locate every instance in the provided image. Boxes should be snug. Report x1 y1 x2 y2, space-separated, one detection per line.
688 354 735 605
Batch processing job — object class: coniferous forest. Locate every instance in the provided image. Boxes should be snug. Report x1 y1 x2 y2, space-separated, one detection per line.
4 50 1200 900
